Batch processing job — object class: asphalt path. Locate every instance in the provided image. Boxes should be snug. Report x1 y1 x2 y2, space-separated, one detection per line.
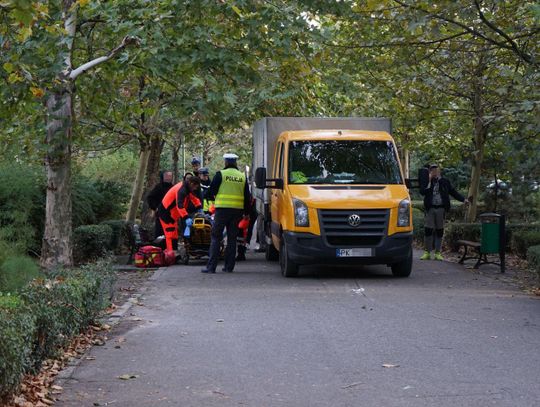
56 251 540 407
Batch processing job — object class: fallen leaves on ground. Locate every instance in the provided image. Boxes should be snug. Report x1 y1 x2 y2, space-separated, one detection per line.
117 374 139 380
4 325 107 407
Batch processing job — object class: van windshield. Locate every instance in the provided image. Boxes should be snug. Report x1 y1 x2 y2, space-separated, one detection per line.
288 140 402 185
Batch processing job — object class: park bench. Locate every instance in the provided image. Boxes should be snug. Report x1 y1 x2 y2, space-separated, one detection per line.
456 213 505 273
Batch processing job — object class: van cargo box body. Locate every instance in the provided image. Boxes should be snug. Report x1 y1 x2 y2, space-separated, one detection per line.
252 117 413 278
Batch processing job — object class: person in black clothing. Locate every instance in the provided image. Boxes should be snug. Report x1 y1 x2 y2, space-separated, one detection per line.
199 167 211 188
201 154 251 273
236 197 257 261
146 170 173 238
419 164 469 261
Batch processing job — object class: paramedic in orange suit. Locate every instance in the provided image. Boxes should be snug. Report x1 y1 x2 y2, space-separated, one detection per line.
158 177 202 252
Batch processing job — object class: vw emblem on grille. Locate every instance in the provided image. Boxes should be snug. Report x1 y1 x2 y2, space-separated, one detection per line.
348 214 362 227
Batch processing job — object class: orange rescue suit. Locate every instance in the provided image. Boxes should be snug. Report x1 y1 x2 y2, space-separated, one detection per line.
158 182 202 251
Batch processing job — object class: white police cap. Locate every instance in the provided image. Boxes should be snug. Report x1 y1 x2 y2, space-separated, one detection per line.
223 153 239 160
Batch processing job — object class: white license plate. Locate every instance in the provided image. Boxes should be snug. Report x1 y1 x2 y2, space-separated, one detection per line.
336 248 373 257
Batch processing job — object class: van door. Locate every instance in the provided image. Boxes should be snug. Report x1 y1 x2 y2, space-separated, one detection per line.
270 142 284 247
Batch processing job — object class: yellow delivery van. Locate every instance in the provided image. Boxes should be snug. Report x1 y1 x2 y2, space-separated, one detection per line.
253 118 412 278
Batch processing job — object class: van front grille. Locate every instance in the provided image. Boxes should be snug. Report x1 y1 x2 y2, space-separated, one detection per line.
319 209 389 247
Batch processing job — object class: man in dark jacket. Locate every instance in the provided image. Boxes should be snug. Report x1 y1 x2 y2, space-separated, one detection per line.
419 164 469 261
146 171 173 238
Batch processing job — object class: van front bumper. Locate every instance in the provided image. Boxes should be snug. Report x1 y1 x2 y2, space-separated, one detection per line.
282 231 412 266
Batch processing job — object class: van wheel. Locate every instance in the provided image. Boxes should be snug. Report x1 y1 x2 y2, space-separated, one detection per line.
280 239 298 277
265 241 279 261
391 249 413 278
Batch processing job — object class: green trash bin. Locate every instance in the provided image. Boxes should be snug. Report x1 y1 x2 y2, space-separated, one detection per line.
478 212 505 272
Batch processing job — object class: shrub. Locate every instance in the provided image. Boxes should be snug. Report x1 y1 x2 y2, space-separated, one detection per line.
0 160 131 257
72 178 102 227
67 259 117 308
412 207 424 243
79 150 137 186
21 261 115 370
0 255 42 294
73 224 113 264
93 181 130 221
0 259 116 400
512 230 540 258
0 162 45 254
0 295 36 400
527 245 540 277
0 238 19 268
100 220 129 254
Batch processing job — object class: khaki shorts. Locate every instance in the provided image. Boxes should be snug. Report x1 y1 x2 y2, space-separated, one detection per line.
424 207 445 229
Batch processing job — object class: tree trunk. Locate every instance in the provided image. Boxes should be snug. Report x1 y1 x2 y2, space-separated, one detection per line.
38 1 136 269
399 147 410 178
465 83 488 221
140 135 164 233
126 144 151 222
40 89 74 268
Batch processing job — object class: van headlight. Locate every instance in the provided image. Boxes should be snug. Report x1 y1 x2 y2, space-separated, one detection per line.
293 199 309 227
397 199 410 227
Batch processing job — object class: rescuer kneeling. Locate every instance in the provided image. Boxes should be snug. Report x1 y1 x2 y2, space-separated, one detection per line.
158 177 203 253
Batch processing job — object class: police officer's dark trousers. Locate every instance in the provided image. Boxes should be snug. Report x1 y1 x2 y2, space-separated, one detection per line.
206 208 243 272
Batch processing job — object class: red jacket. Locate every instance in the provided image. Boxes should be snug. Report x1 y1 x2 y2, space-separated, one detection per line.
158 182 202 223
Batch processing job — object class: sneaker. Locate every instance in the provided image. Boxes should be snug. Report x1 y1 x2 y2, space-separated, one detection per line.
420 251 431 260
201 268 216 274
221 267 233 273
434 251 444 261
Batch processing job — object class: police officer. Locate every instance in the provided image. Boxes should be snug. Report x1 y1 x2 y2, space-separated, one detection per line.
202 153 250 273
191 157 201 177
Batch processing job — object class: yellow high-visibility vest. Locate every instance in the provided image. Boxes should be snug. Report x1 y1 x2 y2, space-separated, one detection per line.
215 168 245 209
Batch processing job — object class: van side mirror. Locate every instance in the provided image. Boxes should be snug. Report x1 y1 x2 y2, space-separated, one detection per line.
254 167 284 190
255 167 266 189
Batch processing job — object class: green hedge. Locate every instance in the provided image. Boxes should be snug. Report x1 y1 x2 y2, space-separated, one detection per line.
0 295 35 399
0 261 115 400
511 230 540 258
73 224 113 264
100 220 129 254
0 256 42 294
527 245 540 277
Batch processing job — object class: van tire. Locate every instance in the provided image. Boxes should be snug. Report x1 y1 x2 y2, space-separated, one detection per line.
280 239 298 277
265 241 279 261
391 249 413 278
